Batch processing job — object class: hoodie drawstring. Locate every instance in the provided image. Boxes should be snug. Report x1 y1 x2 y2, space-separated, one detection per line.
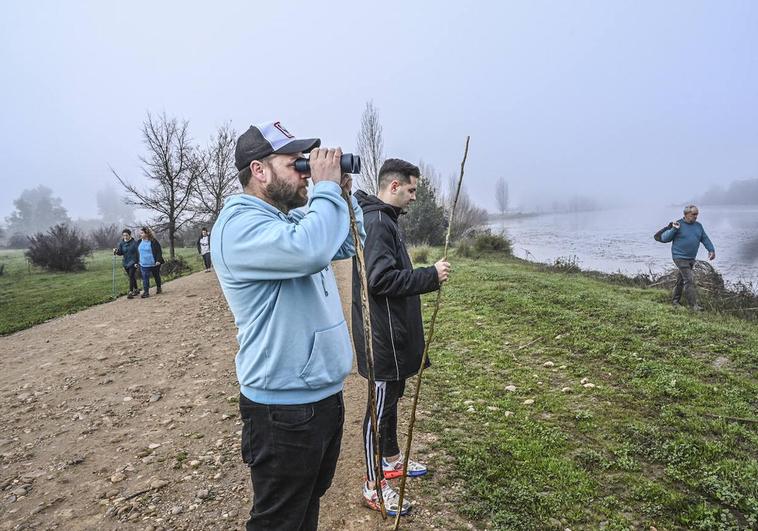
320 267 329 297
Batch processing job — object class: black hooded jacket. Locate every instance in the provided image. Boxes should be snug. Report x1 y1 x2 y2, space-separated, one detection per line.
352 191 440 381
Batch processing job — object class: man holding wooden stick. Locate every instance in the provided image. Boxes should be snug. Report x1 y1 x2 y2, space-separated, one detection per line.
211 121 364 530
352 159 451 516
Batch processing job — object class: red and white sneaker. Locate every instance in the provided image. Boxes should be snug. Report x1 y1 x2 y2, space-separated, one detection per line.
362 480 412 516
382 454 428 479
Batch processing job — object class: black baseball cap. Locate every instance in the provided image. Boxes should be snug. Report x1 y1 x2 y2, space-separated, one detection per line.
235 121 321 170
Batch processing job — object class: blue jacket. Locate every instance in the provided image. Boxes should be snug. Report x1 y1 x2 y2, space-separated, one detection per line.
660 218 715 260
114 238 139 268
211 181 365 405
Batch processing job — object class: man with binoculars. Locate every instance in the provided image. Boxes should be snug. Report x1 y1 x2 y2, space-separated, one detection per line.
211 121 364 530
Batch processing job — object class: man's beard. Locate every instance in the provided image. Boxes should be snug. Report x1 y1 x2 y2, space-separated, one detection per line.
266 172 306 213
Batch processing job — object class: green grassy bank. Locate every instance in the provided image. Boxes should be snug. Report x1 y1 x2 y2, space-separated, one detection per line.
0 248 204 335
413 253 757 530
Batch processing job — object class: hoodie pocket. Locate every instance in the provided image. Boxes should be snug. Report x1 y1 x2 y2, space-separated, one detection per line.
299 320 353 389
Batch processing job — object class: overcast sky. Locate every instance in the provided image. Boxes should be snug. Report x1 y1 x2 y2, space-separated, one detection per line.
1 0 756 220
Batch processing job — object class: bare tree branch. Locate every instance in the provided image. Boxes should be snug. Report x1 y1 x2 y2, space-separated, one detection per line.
110 112 196 259
355 101 384 196
444 174 488 240
190 122 238 224
495 177 509 216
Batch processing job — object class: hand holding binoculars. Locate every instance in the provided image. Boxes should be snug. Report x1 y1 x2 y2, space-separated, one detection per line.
294 153 361 174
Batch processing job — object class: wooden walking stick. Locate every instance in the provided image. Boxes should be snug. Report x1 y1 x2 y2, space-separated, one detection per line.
112 254 117 299
342 189 387 519
394 136 470 530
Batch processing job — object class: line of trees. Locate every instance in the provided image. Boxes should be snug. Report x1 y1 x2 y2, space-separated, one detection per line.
111 112 238 260
354 102 488 245
356 101 490 245
697 178 758 206
2 113 237 256
3 105 498 254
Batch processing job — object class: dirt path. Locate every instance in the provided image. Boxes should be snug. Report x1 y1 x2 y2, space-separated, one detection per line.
0 264 472 530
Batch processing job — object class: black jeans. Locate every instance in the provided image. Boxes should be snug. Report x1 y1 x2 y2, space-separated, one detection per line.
673 258 698 306
202 252 211 269
363 379 405 482
124 264 138 292
239 392 344 531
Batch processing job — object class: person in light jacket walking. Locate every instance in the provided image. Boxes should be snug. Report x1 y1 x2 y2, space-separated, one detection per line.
196 227 212 272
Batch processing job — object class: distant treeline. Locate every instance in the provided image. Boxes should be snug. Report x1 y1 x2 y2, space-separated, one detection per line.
697 178 758 205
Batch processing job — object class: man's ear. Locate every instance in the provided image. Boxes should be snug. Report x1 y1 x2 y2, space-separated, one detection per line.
390 179 400 193
250 160 267 184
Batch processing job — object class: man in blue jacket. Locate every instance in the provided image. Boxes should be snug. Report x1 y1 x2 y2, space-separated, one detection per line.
660 204 715 311
211 121 364 530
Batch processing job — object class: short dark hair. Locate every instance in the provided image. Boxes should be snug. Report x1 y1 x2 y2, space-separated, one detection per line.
201 227 208 232
238 167 252 188
122 229 131 235
378 159 420 190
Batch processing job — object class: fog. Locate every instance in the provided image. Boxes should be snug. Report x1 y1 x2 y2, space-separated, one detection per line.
1 0 757 223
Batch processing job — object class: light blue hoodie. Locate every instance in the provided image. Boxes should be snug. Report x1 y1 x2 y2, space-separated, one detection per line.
211 181 365 405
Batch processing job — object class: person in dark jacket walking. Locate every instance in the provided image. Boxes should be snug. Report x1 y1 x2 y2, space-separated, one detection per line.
113 229 140 298
137 226 164 298
196 227 212 272
352 158 450 515
659 204 715 311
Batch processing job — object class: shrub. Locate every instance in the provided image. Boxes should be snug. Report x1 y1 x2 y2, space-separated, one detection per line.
456 239 473 258
400 176 447 246
161 256 191 278
410 245 431 263
473 231 512 254
25 224 92 272
89 224 121 250
551 255 581 273
454 229 512 259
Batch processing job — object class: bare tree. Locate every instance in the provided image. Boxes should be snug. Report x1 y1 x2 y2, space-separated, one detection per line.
495 177 509 216
355 101 384 195
112 112 196 260
191 122 238 224
417 159 443 196
445 174 488 240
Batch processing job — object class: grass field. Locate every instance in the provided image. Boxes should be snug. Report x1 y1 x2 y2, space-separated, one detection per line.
411 252 757 530
2 246 755 529
0 248 205 335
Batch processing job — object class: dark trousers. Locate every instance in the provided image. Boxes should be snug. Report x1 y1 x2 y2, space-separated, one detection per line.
363 380 405 482
673 258 698 306
124 264 138 292
202 252 211 269
140 265 161 293
239 392 344 531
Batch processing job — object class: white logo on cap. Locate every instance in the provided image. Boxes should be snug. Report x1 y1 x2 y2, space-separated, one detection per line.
273 122 294 139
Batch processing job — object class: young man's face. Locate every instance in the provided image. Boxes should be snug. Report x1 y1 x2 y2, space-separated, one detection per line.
122 232 130 240
394 176 418 212
202 230 208 236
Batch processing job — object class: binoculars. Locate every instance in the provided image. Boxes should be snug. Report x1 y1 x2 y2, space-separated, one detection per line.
294 154 361 174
